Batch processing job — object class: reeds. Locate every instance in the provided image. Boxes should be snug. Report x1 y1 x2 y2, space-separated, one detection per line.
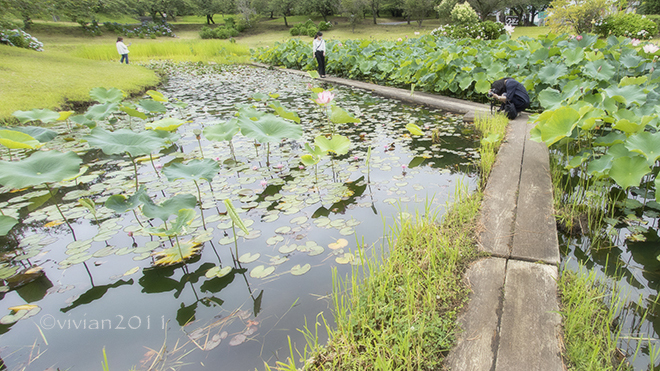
473 111 508 186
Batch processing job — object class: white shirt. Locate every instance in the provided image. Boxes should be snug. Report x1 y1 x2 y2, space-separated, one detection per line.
312 38 325 54
116 41 129 55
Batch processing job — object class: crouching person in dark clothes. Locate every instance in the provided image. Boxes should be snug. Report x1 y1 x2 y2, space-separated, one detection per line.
488 77 530 119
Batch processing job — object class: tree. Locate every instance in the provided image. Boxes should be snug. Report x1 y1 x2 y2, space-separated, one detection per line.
300 0 339 21
505 0 550 25
467 0 506 20
269 0 299 26
7 0 46 29
381 0 404 17
341 0 368 31
193 0 222 23
546 0 613 34
435 0 459 22
236 0 256 26
402 0 435 26
366 0 382 24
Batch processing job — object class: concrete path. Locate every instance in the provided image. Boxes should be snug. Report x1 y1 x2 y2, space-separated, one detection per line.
252 64 564 370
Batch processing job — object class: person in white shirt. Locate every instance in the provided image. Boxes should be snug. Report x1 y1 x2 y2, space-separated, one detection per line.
116 37 131 64
312 32 326 78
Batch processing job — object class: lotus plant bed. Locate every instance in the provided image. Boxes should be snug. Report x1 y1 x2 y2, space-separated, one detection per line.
0 64 479 370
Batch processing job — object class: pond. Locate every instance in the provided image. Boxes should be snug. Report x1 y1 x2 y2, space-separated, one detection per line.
0 64 479 370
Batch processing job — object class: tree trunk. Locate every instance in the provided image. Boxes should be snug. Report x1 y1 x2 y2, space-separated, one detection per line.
372 5 377 24
284 15 289 27
206 14 215 24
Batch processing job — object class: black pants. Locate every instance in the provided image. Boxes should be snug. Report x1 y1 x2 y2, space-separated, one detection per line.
315 50 325 76
120 54 129 64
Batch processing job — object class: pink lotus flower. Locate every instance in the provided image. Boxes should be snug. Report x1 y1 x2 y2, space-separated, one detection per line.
353 156 359 161
214 157 220 162
644 43 659 54
338 42 343 47
275 163 284 169
576 35 583 41
401 164 407 169
414 32 420 36
299 165 305 170
315 90 335 105
632 38 641 46
260 180 268 187
397 38 402 42
252 166 258 171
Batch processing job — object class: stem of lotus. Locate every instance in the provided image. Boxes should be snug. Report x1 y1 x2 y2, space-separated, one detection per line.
197 137 204 159
254 140 259 157
45 183 77 241
231 222 239 258
83 262 94 286
194 180 207 230
132 209 144 227
267 143 270 167
175 235 184 262
229 140 237 162
130 155 139 192
150 154 161 178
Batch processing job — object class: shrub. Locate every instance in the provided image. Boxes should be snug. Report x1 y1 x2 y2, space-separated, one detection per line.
435 0 459 21
596 12 658 40
547 0 610 34
224 17 236 28
306 26 318 37
103 21 176 38
451 2 479 25
199 25 240 39
481 20 505 40
431 21 504 40
289 27 300 36
200 26 215 39
0 28 43 51
318 21 332 31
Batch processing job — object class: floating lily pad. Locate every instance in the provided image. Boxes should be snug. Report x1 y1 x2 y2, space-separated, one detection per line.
270 255 288 265
290 264 311 276
328 239 348 250
290 216 308 225
266 236 284 245
275 226 292 234
339 227 355 236
205 265 232 278
239 253 260 264
249 265 275 279
123 266 140 276
278 244 297 254
336 253 355 265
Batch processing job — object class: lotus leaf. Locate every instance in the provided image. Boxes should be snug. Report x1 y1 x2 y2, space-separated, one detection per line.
538 64 568 85
238 252 260 263
152 240 202 266
290 263 311 276
90 87 125 104
0 216 18 236
0 151 81 189
58 110 75 121
269 101 301 123
224 199 249 234
314 134 351 155
142 194 198 222
604 85 647 106
0 130 41 149
146 90 168 102
10 127 58 143
85 128 167 157
70 115 97 129
138 99 167 113
308 70 320 79
609 155 650 189
249 265 275 279
335 253 355 264
105 187 149 213
406 123 423 136
625 132 660 165
237 114 302 143
163 159 220 183
12 108 60 124
534 106 580 147
203 119 240 142
120 106 148 120
205 265 232 278
85 103 120 120
329 106 360 124
562 48 584 66
252 92 269 101
146 118 186 132
582 60 616 81
144 209 196 237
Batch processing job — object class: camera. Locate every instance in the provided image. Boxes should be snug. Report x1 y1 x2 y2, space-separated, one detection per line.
487 90 494 98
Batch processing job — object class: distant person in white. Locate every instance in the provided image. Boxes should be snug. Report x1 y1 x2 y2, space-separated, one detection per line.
312 32 326 78
116 37 131 64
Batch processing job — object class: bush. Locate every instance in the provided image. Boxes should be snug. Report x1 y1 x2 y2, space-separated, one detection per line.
318 21 332 31
103 21 176 38
289 27 300 36
306 26 318 37
199 25 240 39
435 0 459 21
224 17 236 28
431 21 505 40
547 0 610 34
595 12 658 40
0 28 43 51
451 2 479 25
200 26 215 39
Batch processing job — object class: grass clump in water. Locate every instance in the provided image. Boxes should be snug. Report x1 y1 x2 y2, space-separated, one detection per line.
474 111 508 185
558 265 632 371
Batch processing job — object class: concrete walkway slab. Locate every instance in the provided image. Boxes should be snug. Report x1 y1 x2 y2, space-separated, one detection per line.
511 125 560 264
495 260 563 371
477 116 528 257
446 257 506 371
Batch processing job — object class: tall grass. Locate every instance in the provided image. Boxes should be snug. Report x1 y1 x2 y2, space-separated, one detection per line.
73 39 251 63
474 111 509 185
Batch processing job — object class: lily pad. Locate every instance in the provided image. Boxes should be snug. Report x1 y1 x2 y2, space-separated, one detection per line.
205 265 232 278
239 252 261 263
249 265 275 279
290 264 311 276
328 239 348 250
335 253 355 265
278 244 297 254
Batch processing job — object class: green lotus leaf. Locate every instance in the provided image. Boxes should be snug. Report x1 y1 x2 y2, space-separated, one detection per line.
142 193 198 222
301 154 320 166
0 216 18 236
406 123 424 136
70 115 97 129
146 90 168 102
594 132 626 146
58 111 75 121
538 64 568 85
85 128 167 157
89 87 125 104
152 239 201 266
290 263 311 276
0 151 81 189
537 88 563 110
330 106 360 124
10 126 58 143
562 48 584 66
252 92 269 101
609 155 650 189
315 134 351 155
603 85 647 106
120 106 148 120
612 109 645 135
105 186 149 213
146 118 186 132
85 103 119 120
305 143 325 157
582 60 616 81
535 106 580 147
270 101 301 123
625 131 660 165
163 159 220 183
308 70 320 79
619 54 644 69
249 265 275 279
224 199 249 234
12 108 60 124
138 99 167 113
236 104 266 120
0 130 41 149
203 119 240 142
144 208 195 237
205 265 232 278
237 113 302 143
619 76 648 87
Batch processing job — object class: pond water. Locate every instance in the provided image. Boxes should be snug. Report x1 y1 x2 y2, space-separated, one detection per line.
0 65 479 370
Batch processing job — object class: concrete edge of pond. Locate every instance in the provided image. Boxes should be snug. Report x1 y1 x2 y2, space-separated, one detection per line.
250 63 563 370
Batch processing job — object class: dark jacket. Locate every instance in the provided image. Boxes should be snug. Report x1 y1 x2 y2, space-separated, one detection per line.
491 77 530 112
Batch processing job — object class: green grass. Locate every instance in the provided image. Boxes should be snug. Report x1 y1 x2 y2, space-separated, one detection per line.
474 111 509 185
558 266 632 371
0 44 159 122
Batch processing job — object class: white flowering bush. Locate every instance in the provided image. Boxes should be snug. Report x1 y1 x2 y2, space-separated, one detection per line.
0 28 43 51
431 21 505 40
595 13 658 40
451 2 479 25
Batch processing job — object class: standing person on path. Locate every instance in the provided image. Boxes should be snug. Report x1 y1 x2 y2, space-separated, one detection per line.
312 32 326 78
116 37 131 64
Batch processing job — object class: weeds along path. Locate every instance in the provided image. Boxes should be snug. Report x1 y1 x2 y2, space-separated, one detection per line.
253 63 563 370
